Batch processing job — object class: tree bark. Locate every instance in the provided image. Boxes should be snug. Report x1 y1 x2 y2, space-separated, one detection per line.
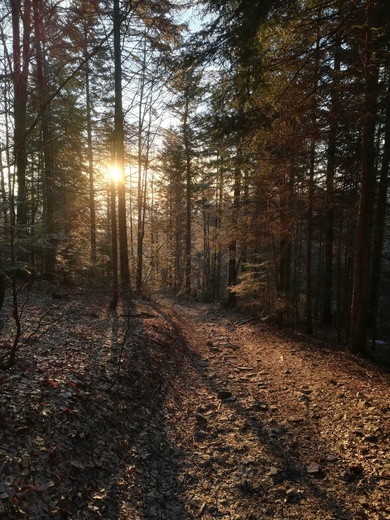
322 34 341 325
84 30 96 265
183 92 192 296
368 73 390 334
306 23 320 334
0 271 5 312
136 37 147 293
113 0 130 286
227 158 241 306
33 0 56 278
350 0 381 354
109 177 119 309
11 0 32 233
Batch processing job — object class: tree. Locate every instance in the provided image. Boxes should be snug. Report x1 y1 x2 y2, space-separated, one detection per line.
33 0 56 277
368 71 390 336
113 0 130 287
10 0 32 235
158 129 186 291
322 30 342 326
166 55 203 296
350 0 385 355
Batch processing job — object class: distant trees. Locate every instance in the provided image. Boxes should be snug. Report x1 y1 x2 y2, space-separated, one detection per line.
158 129 186 291
0 0 179 285
167 0 389 353
156 64 202 297
1 0 389 359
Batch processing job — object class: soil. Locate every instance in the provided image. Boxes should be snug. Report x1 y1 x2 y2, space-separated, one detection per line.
0 289 389 519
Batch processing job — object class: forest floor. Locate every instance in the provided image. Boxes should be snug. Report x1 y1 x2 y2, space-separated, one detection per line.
0 288 389 520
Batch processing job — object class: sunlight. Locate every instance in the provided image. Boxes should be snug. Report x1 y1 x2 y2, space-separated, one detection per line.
108 164 123 183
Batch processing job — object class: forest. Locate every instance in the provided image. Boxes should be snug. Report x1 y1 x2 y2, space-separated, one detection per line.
0 2 390 519
0 0 390 362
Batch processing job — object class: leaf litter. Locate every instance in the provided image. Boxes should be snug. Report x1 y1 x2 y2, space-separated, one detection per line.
0 289 389 519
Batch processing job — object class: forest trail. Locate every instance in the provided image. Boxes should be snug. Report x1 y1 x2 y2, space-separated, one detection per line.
156 298 390 520
0 291 389 519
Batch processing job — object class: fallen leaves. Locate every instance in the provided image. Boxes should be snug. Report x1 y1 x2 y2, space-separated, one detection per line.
164 299 390 520
1 292 389 519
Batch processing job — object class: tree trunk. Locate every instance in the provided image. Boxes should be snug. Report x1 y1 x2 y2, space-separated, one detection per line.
0 138 8 228
322 34 341 325
11 0 31 234
306 142 314 334
227 154 241 306
350 0 381 354
109 177 118 309
183 93 192 296
368 73 390 334
85 31 97 265
33 0 56 278
0 271 5 312
306 24 320 335
113 0 130 286
215 158 223 299
136 39 147 292
136 137 144 292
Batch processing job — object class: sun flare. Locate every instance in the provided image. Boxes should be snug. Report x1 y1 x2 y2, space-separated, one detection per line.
108 164 123 183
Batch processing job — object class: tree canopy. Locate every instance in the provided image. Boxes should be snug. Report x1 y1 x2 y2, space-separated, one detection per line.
1 0 390 360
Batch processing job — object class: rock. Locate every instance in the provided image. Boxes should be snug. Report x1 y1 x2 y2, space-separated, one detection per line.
271 425 287 435
289 417 304 424
206 340 214 347
306 463 321 475
269 466 281 478
194 431 208 441
237 480 256 495
364 434 379 443
349 464 364 475
242 456 256 466
217 390 232 400
325 454 338 462
199 459 213 469
223 396 237 403
353 507 369 519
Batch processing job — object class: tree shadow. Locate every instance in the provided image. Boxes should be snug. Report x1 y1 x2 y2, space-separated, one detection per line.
173 300 374 519
78 295 191 519
0 290 191 519
2 293 383 519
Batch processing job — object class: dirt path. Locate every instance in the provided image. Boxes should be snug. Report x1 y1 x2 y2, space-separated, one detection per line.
1 293 389 519
154 299 390 520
